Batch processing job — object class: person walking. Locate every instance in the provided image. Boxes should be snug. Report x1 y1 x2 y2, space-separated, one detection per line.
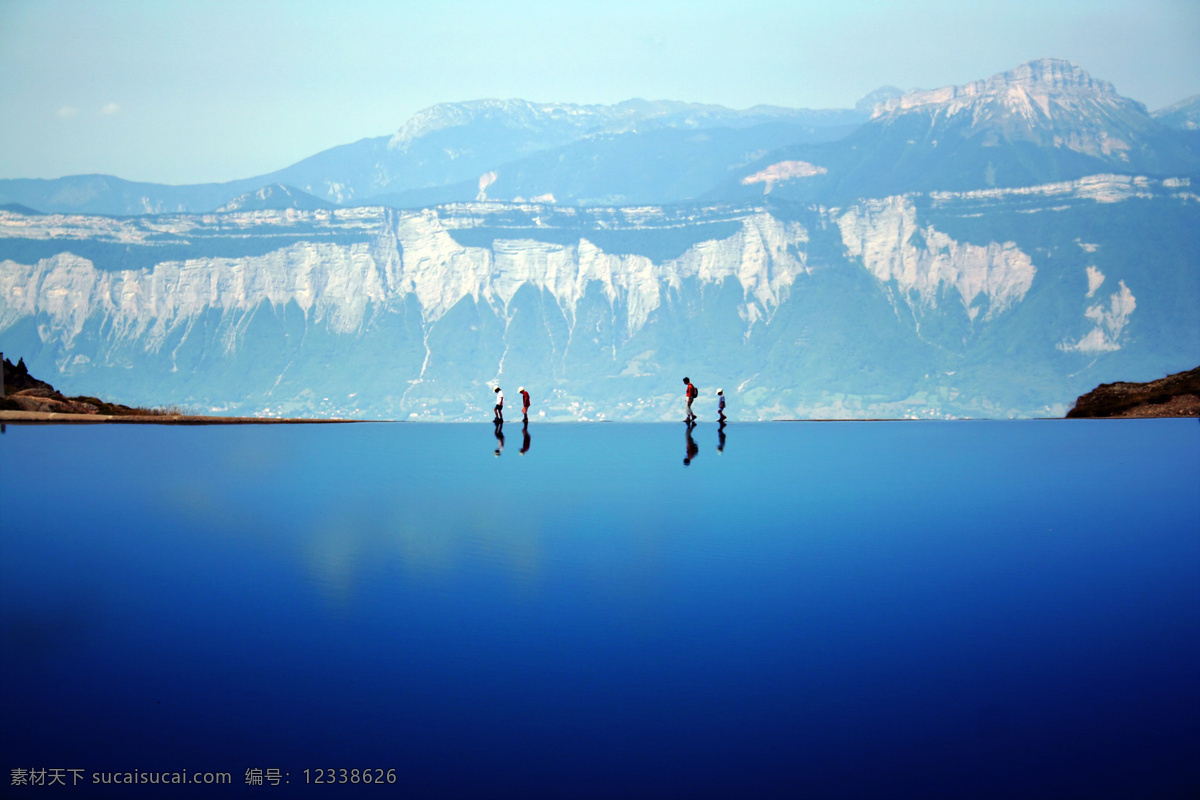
716 388 726 422
683 377 698 422
493 385 504 424
519 386 531 422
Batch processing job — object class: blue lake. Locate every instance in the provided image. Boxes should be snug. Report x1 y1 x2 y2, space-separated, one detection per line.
2 420 1198 798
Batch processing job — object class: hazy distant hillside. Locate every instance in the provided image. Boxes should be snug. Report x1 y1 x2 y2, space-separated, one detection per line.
6 60 1196 218
366 121 861 208
0 99 871 216
1154 95 1200 130
216 184 336 212
0 174 262 216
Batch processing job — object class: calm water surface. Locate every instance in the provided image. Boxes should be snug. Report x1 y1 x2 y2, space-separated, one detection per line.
2 421 1198 798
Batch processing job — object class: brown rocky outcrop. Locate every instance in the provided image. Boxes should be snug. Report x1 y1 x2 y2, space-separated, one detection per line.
1 356 354 424
1 357 53 394
1066 366 1200 418
2 356 146 416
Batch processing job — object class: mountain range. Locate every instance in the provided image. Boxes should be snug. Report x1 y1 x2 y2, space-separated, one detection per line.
1 58 1197 420
0 98 874 216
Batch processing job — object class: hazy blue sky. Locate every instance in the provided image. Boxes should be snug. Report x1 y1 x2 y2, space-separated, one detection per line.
2 0 1198 185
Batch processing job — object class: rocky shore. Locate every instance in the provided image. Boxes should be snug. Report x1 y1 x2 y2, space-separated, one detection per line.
0 356 355 424
1066 366 1200 418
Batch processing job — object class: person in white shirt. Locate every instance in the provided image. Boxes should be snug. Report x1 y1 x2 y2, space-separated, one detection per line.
493 386 504 423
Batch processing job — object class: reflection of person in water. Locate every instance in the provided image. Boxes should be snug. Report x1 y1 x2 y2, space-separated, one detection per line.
717 421 727 453
493 421 505 456
684 422 699 466
520 421 531 455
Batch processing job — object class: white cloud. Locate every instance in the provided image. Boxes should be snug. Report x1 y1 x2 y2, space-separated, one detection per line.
57 106 79 118
100 102 120 115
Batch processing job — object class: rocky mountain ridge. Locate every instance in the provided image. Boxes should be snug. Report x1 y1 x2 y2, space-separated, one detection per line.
1152 95 1200 130
721 59 1200 205
389 98 862 149
870 58 1169 166
5 58 1195 217
874 59 1127 117
0 98 873 217
216 184 335 212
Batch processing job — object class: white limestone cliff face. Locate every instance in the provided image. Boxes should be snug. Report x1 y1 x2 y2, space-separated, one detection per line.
1 243 388 353
385 208 808 335
929 174 1195 206
741 161 826 193
0 205 383 243
1057 267 1136 354
0 205 810 353
837 195 1035 321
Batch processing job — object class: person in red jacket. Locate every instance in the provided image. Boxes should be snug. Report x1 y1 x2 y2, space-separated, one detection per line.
519 386 531 422
683 377 698 423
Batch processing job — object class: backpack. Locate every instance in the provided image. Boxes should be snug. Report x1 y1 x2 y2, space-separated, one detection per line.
688 383 699 400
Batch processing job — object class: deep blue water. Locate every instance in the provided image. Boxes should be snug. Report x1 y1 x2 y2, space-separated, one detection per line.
2 420 1198 798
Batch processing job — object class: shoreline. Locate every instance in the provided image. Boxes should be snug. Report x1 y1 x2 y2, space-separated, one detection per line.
0 410 365 425
3 410 1195 425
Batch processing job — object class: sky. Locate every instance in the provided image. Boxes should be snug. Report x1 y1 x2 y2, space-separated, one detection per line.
1 0 1198 186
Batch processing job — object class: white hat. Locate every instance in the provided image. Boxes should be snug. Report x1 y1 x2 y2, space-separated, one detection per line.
518 386 524 392
716 388 723 394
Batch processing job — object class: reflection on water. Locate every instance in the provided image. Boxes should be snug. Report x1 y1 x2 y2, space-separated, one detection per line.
1 421 1197 799
684 420 699 465
493 420 505 456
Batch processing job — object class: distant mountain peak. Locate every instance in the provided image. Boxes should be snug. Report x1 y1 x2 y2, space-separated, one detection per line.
388 99 640 151
216 183 334 212
1153 94 1200 131
387 97 867 153
861 58 1180 168
993 58 1116 95
854 86 904 114
873 58 1130 120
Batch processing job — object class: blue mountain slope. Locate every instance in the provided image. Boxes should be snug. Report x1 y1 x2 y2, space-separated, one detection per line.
718 59 1200 205
365 121 861 208
0 100 870 215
